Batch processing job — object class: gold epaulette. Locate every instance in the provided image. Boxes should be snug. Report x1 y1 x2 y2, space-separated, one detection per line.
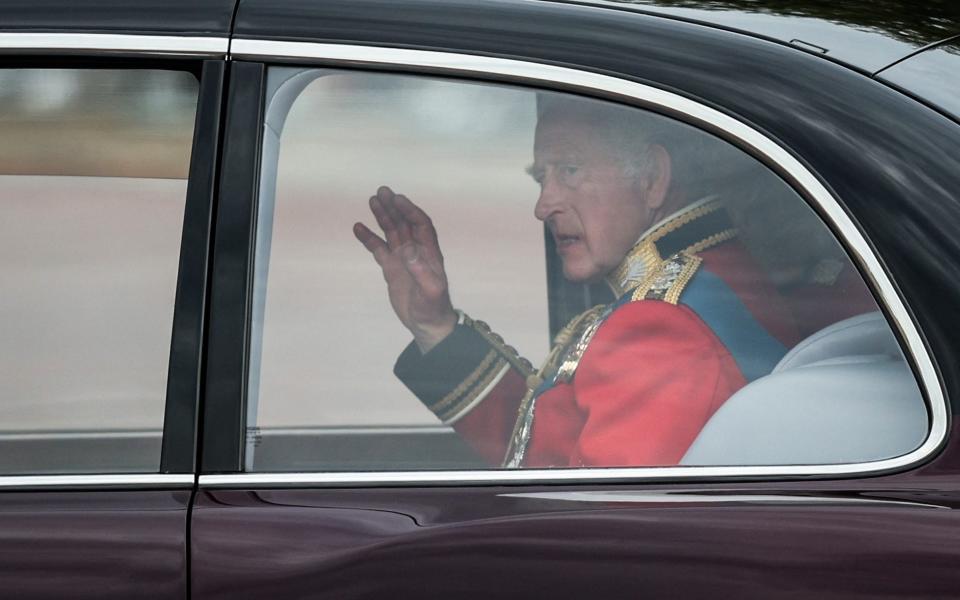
631 251 703 305
605 198 737 298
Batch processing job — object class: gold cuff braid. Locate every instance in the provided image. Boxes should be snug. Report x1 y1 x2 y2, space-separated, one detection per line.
427 312 535 424
461 313 535 378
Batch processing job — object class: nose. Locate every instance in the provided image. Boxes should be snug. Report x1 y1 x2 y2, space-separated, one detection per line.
534 172 563 222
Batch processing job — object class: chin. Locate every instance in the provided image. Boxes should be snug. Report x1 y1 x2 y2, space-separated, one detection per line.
562 263 604 284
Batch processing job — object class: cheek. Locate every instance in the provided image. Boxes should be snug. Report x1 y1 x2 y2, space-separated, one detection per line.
584 195 647 261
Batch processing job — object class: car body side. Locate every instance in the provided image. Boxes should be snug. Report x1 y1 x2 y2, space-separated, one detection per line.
0 1 959 598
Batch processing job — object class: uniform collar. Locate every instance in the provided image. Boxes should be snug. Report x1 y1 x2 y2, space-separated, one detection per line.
604 196 736 297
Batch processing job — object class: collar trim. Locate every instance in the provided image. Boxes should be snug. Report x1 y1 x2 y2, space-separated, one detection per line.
605 199 736 296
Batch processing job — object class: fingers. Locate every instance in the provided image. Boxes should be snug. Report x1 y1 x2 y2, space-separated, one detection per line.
369 194 404 250
393 192 444 266
373 186 413 249
364 186 446 278
394 193 438 241
353 222 390 266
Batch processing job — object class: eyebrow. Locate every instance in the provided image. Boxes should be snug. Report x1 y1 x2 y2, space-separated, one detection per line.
524 163 540 179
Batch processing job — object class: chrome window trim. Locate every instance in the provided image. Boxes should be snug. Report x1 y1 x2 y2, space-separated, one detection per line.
204 39 948 487
0 33 228 56
0 474 194 490
256 425 457 437
0 429 162 441
497 491 949 509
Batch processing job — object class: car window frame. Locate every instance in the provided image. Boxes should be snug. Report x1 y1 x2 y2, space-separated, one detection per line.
198 41 947 487
0 34 227 489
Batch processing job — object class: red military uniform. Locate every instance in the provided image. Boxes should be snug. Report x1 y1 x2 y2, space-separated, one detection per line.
395 200 798 467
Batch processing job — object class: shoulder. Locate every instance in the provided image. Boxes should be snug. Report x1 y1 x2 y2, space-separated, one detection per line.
629 251 703 305
578 295 731 382
621 247 791 382
626 240 766 307
595 289 721 348
596 245 785 360
597 249 723 339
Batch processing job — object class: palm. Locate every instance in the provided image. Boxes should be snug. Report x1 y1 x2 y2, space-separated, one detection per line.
354 186 457 352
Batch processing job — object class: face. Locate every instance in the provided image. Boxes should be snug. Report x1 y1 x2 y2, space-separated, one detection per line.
529 110 659 283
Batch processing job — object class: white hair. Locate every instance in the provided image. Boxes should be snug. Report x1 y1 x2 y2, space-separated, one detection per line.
536 92 753 199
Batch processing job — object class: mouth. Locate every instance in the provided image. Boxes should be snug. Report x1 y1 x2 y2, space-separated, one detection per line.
554 232 583 252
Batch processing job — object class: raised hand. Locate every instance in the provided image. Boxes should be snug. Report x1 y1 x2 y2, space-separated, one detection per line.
354 186 457 353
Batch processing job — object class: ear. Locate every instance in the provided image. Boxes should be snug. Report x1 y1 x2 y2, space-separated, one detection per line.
635 144 672 211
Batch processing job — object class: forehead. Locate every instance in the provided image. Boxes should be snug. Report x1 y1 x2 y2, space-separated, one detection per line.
533 111 619 160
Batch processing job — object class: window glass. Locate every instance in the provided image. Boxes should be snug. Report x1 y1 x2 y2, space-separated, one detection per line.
249 68 926 472
0 69 198 474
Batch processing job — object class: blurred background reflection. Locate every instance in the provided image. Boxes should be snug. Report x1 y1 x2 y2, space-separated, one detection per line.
0 69 197 436
254 73 548 428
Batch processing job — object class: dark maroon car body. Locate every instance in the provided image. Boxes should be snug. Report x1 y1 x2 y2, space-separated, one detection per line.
2 1 960 598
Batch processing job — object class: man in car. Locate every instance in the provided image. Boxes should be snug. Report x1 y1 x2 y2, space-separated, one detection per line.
353 95 797 468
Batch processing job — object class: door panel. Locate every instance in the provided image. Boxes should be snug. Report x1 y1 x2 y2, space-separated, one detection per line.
192 486 960 599
0 491 189 599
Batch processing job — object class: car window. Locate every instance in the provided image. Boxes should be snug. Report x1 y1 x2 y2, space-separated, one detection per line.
246 68 926 472
0 68 198 475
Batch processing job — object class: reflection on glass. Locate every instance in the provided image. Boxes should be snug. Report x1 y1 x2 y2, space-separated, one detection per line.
0 69 197 178
0 69 197 474
879 42 960 121
612 1 958 47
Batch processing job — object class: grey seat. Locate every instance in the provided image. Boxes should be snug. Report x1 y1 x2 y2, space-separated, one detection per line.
680 312 928 466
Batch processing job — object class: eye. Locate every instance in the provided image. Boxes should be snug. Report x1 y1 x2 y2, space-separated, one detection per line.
558 164 583 186
525 164 545 185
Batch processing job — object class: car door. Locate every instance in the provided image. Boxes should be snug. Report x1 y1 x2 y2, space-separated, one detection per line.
191 2 960 598
0 34 227 598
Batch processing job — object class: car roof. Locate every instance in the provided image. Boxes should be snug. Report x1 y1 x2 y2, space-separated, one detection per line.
0 0 236 37
2 0 957 76
550 0 960 74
